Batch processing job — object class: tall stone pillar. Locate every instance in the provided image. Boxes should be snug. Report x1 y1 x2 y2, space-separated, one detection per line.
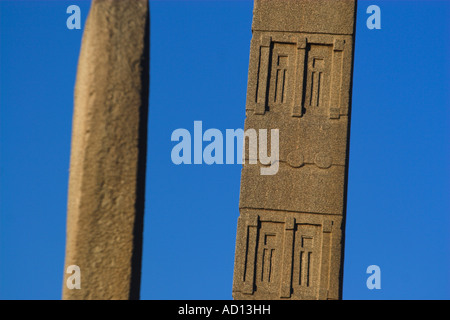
233 0 356 300
63 0 149 300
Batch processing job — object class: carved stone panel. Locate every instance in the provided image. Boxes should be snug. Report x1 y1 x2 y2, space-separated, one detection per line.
233 211 343 300
234 0 356 300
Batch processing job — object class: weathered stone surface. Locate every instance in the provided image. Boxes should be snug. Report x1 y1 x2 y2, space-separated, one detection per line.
233 0 356 300
63 0 149 300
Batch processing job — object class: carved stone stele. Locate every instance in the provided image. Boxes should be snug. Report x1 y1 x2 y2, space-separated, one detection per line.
233 0 357 300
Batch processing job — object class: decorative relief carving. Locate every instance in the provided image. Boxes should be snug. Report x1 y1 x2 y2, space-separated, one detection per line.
233 211 342 300
268 44 295 112
246 33 350 120
304 44 332 116
236 0 355 301
314 152 333 169
236 3 354 301
286 149 304 168
291 224 321 298
255 222 283 292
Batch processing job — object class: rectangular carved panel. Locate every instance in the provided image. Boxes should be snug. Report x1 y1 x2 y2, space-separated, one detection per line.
233 0 356 300
233 210 343 300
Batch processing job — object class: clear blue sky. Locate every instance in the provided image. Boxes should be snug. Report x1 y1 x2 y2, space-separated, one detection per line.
0 0 449 300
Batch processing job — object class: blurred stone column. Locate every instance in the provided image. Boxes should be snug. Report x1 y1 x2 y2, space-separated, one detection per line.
63 0 149 300
233 0 357 300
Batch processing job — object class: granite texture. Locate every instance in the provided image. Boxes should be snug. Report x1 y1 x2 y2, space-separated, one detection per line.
63 0 149 300
233 0 357 300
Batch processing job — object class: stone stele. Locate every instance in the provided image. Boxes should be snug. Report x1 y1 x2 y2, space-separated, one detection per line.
233 0 357 300
63 0 149 300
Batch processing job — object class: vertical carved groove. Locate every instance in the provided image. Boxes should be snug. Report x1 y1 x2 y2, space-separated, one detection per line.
307 252 312 287
274 70 280 102
317 72 322 106
269 249 274 282
299 251 303 285
243 225 249 282
261 248 266 281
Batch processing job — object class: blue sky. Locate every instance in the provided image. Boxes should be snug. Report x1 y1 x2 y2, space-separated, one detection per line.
1 0 449 300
